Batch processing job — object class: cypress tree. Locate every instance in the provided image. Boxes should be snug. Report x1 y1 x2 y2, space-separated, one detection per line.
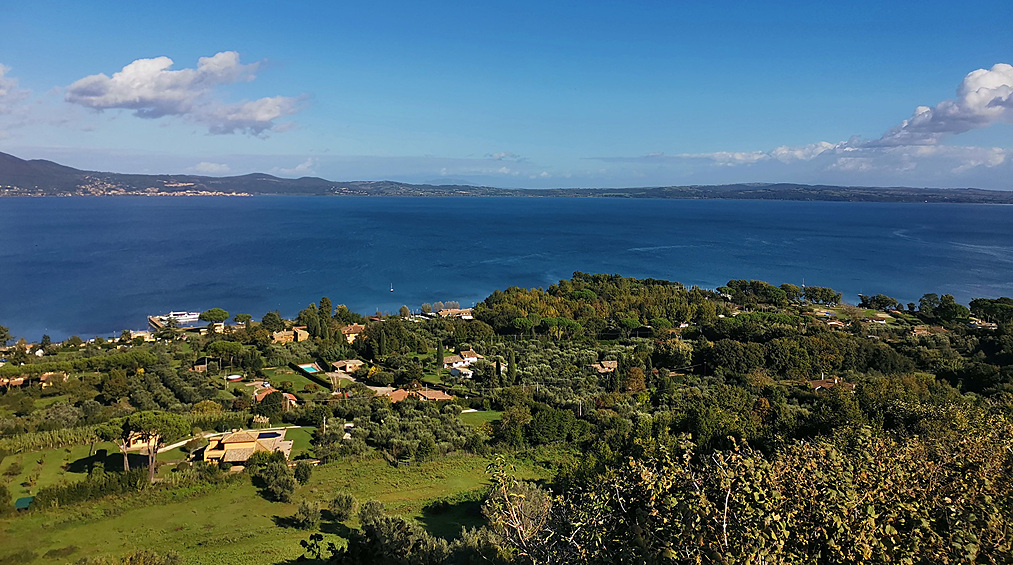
508 350 517 385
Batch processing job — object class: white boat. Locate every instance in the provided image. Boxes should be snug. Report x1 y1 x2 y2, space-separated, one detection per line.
165 311 201 324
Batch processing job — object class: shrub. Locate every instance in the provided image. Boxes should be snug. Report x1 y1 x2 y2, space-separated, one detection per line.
292 499 321 530
294 461 313 485
329 491 357 521
358 499 385 525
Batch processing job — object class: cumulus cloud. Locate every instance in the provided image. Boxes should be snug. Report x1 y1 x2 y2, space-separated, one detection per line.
274 158 316 176
191 161 231 174
0 63 30 114
587 65 1013 186
872 63 1013 146
64 51 302 135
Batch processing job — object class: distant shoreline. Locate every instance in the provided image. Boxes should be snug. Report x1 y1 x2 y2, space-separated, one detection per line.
2 150 1012 204
2 192 1013 205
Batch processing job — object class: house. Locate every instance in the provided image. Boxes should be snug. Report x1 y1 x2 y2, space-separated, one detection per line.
443 349 484 369
272 330 295 344
292 326 310 342
449 367 473 378
340 323 366 344
386 388 455 403
39 372 68 388
331 359 365 373
826 319 847 328
589 360 618 374
130 330 156 342
203 430 294 465
255 388 298 408
438 308 473 320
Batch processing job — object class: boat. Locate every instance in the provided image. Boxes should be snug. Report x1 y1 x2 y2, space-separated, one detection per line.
164 311 201 324
390 283 394 292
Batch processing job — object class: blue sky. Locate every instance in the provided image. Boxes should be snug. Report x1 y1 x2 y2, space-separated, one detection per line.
1 1 1011 188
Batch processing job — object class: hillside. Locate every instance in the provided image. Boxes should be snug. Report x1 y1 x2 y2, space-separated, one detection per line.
1 150 1012 202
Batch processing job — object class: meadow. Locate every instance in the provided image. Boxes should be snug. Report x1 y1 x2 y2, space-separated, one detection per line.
0 452 547 564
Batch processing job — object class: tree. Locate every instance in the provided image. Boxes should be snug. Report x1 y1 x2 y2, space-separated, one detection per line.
320 296 333 320
919 293 941 317
208 340 243 373
0 324 10 347
507 350 517 385
294 460 313 485
96 420 132 472
126 412 189 483
257 391 288 418
400 305 410 317
435 341 445 371
199 308 230 324
261 311 285 333
233 313 253 325
936 294 969 322
256 460 296 502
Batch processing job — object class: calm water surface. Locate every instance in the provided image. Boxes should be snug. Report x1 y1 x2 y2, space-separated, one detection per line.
1 196 1011 340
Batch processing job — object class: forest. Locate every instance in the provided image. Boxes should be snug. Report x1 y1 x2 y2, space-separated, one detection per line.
0 272 1011 564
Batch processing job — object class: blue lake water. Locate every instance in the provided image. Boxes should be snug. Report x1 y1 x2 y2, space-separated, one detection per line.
1 196 1011 341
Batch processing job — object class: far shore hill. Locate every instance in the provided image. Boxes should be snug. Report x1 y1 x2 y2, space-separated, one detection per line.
1 150 1012 203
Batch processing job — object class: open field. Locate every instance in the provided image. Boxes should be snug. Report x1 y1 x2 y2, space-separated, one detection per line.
0 442 135 502
0 452 548 564
459 410 503 427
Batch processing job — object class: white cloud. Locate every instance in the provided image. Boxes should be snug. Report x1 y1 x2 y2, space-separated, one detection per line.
191 161 231 174
65 52 302 135
0 63 30 114
275 158 316 176
872 63 1013 146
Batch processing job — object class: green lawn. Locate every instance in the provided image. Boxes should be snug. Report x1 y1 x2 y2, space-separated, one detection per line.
0 452 547 564
459 410 503 427
263 366 327 394
0 442 127 502
285 427 315 457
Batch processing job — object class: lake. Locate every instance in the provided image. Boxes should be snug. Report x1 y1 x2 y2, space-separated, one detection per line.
1 196 1011 341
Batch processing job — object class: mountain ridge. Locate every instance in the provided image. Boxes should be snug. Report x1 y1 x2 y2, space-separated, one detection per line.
1 150 1011 203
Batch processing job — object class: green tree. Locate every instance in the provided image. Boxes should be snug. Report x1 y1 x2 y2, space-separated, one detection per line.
0 324 10 347
96 419 132 472
233 313 253 325
257 391 287 418
294 460 313 485
199 308 230 324
320 297 333 320
126 412 189 483
507 350 517 385
261 311 285 333
257 460 296 502
207 340 243 373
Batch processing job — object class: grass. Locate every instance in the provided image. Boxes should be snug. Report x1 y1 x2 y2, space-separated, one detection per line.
0 452 548 564
459 410 503 427
0 442 124 501
285 427 314 457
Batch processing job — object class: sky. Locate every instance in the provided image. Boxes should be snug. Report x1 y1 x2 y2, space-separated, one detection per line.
1 1 1011 189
